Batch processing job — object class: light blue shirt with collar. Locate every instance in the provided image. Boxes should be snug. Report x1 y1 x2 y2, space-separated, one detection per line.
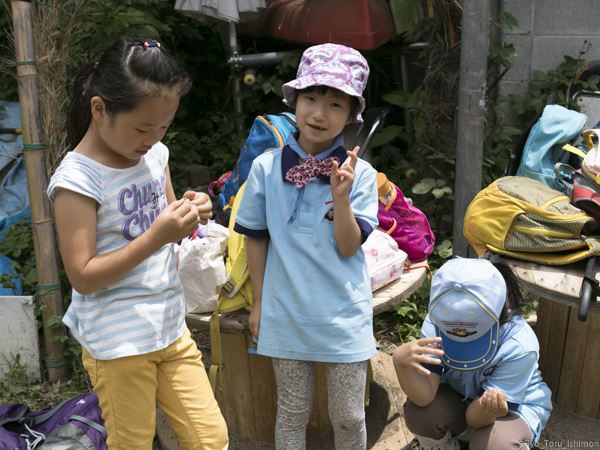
421 315 553 442
234 133 379 362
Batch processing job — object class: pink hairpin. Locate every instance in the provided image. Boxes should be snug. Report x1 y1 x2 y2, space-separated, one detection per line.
143 40 161 49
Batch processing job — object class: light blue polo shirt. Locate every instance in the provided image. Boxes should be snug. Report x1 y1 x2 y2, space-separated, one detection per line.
421 315 553 442
234 134 379 363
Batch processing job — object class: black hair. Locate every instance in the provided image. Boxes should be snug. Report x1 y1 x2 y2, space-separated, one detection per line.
297 85 360 119
485 254 528 324
66 37 191 151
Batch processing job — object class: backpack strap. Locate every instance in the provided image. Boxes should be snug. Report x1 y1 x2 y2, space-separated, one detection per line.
563 143 588 160
554 162 576 193
69 414 107 438
279 112 297 129
30 397 75 426
209 307 224 393
0 405 28 427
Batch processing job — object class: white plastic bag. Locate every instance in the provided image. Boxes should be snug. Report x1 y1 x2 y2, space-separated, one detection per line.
178 221 229 313
362 229 407 292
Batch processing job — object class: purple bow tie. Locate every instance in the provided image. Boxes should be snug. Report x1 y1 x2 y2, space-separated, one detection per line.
285 156 339 188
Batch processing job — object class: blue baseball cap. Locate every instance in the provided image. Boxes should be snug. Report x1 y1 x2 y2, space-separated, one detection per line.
428 258 506 371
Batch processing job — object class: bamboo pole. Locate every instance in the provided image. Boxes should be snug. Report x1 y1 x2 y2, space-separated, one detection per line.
12 1 68 382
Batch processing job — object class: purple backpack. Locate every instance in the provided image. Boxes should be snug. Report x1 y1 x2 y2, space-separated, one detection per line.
376 174 435 262
0 392 107 450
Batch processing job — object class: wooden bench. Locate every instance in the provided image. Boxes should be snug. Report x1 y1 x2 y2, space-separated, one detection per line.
502 256 600 420
186 265 427 446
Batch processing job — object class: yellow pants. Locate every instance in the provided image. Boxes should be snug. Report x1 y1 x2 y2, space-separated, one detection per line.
82 328 228 450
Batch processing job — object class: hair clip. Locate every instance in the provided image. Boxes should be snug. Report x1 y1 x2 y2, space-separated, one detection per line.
143 40 161 49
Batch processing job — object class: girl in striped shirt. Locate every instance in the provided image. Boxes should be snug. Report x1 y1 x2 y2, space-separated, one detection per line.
48 36 227 450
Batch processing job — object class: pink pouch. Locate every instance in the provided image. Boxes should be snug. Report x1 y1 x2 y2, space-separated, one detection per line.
377 174 435 262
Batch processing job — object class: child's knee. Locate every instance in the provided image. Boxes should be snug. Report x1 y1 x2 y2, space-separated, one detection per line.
329 405 365 432
470 424 526 450
179 416 228 450
205 417 229 450
330 409 365 433
404 400 445 439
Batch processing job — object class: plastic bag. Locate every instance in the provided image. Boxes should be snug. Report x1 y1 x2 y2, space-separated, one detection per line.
178 221 229 314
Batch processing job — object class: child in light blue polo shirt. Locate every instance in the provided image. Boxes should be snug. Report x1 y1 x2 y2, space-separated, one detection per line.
234 43 378 449
393 257 553 450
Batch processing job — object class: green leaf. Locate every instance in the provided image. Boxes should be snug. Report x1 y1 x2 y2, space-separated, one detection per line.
25 270 37 286
412 178 436 194
370 125 404 148
431 188 446 199
382 90 411 108
501 11 519 31
436 239 453 258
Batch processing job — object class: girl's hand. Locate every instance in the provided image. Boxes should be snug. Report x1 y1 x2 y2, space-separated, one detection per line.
330 146 359 199
479 388 508 418
249 302 261 337
182 191 212 224
150 198 200 246
393 337 444 376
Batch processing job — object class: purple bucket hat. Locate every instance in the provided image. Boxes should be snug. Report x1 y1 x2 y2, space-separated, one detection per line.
282 43 369 123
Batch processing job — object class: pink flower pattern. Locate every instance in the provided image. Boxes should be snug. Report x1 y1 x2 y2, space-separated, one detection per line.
285 156 339 188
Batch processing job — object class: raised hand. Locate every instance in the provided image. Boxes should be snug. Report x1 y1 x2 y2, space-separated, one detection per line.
330 146 359 199
393 337 444 376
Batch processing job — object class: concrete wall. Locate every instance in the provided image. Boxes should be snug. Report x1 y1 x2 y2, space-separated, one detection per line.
0 296 41 380
500 0 600 98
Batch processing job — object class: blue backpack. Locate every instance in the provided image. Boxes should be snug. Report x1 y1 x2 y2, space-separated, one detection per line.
0 392 107 450
514 104 587 192
213 113 296 221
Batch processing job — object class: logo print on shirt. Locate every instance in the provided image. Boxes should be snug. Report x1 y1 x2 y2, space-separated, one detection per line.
118 175 166 240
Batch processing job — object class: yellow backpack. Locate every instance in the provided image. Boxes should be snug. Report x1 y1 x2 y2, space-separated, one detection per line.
209 182 252 391
464 176 600 264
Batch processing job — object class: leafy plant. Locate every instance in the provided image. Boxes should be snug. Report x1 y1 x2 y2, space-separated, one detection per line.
0 356 88 409
0 220 38 293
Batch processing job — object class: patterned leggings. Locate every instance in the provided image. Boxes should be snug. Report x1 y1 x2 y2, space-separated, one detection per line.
271 358 368 450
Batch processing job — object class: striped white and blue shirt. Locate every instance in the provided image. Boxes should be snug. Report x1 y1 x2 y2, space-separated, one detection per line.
47 142 185 360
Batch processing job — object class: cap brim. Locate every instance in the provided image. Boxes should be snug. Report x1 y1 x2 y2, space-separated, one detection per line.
282 77 365 123
436 324 499 370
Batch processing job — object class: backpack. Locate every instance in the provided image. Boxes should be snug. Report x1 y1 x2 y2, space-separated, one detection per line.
464 176 600 264
513 104 587 191
209 182 253 391
212 113 296 222
0 392 107 450
376 173 435 262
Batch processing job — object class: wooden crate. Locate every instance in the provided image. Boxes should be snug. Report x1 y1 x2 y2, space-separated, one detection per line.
216 331 334 447
505 257 600 420
536 300 600 419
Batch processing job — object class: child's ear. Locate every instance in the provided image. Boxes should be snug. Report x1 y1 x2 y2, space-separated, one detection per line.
90 96 107 121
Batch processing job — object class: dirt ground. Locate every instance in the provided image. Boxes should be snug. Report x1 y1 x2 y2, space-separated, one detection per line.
156 329 599 450
538 407 600 449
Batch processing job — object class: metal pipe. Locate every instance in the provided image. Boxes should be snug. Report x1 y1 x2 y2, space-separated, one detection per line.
452 0 491 257
228 22 243 132
228 51 292 68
